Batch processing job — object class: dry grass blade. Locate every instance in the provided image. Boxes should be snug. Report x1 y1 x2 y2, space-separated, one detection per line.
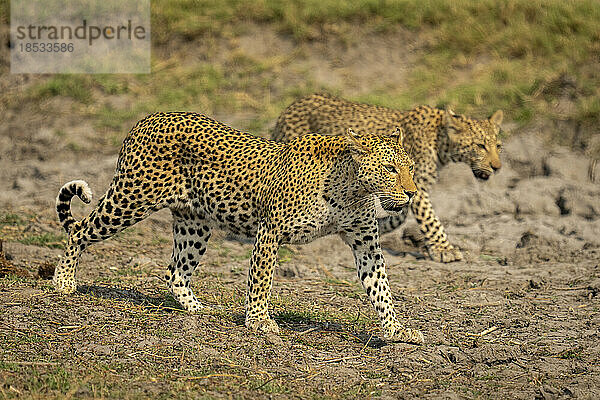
0 361 58 366
185 373 245 380
466 326 500 337
551 286 589 291
298 327 319 335
318 354 374 364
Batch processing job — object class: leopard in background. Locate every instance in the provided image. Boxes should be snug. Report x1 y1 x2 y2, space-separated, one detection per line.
273 93 504 262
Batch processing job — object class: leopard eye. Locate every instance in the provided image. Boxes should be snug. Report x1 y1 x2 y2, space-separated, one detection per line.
409 165 415 174
497 143 503 152
384 164 398 174
476 143 487 150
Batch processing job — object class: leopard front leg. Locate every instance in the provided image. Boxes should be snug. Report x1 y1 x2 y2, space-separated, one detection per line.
245 223 280 334
410 188 463 263
340 227 424 344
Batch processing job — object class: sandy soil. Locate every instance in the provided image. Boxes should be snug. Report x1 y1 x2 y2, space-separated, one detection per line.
1 120 599 399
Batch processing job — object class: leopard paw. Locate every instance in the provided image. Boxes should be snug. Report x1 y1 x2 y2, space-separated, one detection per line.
53 276 77 294
182 299 206 313
245 317 280 334
383 324 424 344
427 244 463 263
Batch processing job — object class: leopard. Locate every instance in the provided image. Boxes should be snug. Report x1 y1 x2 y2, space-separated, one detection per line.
54 112 424 344
272 93 504 263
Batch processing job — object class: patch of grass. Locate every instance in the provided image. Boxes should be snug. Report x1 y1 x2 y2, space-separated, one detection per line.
150 236 170 246
0 213 25 227
22 366 72 395
322 277 352 286
332 287 363 300
111 226 139 240
341 381 379 398
144 64 228 111
476 374 500 382
12 332 45 345
277 246 294 263
95 105 140 132
480 254 498 261
114 266 145 277
0 1 7 25
18 233 66 249
65 141 83 152
275 309 320 324
27 74 129 105
29 75 93 104
151 292 185 310
274 302 374 328
249 376 291 394
293 335 332 351
556 346 584 360
0 361 19 371
93 75 130 95
148 0 600 146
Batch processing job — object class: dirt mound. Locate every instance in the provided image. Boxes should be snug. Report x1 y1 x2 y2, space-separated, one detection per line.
0 240 28 278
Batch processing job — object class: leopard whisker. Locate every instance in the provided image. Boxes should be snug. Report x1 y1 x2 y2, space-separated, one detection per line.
346 195 376 209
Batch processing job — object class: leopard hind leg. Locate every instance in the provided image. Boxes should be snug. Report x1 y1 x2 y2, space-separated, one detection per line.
166 210 212 312
53 179 162 294
377 213 408 235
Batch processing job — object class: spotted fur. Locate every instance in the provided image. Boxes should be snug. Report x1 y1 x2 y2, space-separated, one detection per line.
273 93 503 262
54 112 423 344
56 180 93 233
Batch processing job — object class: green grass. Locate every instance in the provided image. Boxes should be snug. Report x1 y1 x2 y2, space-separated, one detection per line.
17 366 72 394
29 75 94 104
557 346 584 360
18 233 66 249
274 302 374 328
275 309 320 324
277 246 294 263
0 213 25 227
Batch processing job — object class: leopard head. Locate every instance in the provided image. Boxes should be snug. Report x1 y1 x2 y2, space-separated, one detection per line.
346 128 417 214
444 108 503 181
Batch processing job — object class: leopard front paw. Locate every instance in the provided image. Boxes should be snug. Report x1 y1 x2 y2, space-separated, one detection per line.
427 243 463 263
53 276 77 294
181 299 206 313
383 324 424 344
245 317 280 334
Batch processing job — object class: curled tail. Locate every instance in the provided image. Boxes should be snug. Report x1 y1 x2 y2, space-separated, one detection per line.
56 180 93 234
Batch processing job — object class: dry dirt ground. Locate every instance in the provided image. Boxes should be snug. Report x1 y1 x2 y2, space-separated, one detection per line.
1 126 599 399
1 24 600 400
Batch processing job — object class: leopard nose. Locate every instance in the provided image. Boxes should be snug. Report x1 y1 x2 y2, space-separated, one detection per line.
491 159 502 172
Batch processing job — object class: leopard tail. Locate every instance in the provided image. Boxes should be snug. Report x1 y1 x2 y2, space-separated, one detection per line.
56 180 93 234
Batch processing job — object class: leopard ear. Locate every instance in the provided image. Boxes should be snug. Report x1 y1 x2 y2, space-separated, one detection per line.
390 127 404 146
443 107 462 142
345 129 370 156
443 106 456 128
489 109 503 126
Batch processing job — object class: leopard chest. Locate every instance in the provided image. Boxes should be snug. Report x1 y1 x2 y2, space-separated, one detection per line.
278 195 338 244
